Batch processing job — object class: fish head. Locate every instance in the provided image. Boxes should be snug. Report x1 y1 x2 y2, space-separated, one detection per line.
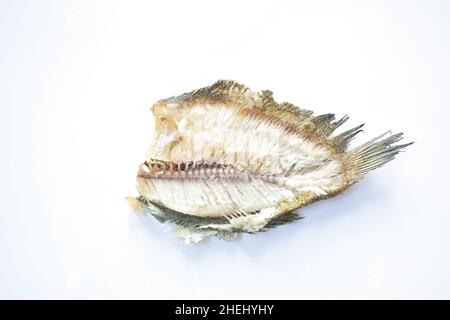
151 100 187 132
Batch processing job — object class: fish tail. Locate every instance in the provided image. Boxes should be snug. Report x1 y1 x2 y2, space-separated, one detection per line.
344 131 413 183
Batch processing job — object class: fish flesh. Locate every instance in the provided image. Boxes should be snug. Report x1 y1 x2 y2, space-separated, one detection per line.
130 80 412 243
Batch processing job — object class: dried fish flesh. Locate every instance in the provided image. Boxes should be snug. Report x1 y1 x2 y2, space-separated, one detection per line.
129 80 412 243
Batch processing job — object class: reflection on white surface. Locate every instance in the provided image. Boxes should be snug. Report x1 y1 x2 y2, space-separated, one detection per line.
1 0 450 299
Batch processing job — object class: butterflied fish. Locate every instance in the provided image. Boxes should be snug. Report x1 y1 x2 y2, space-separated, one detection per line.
130 80 412 243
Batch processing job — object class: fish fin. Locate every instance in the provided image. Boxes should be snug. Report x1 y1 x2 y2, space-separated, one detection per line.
254 89 314 123
309 113 352 139
138 197 230 227
261 211 303 231
139 196 299 235
161 79 255 106
164 79 315 122
329 123 365 152
345 131 413 182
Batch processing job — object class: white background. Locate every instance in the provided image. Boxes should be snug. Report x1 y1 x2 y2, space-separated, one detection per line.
1 0 450 299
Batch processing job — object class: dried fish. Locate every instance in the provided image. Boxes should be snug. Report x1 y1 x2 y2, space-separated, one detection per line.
130 80 412 243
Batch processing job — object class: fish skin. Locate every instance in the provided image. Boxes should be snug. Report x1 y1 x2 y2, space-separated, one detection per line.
134 80 412 242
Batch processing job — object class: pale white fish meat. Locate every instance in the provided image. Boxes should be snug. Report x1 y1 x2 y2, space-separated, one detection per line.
130 80 412 243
